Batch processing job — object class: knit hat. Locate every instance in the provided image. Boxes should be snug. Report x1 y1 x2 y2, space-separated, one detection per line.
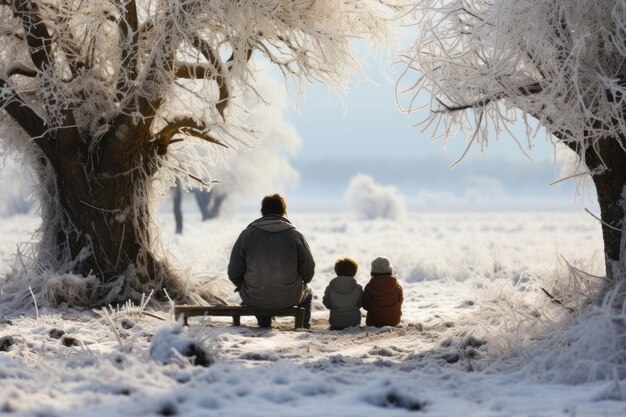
371 256 393 275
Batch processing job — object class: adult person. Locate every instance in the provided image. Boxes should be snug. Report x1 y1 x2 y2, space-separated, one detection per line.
227 194 315 328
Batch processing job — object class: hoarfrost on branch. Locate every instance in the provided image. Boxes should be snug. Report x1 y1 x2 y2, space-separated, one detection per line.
401 0 626 282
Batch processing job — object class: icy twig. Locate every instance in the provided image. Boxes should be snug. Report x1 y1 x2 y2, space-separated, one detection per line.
99 307 124 348
28 286 39 321
140 289 154 311
540 287 574 313
163 288 175 322
141 311 166 321
584 208 626 232
170 346 195 368
549 171 594 186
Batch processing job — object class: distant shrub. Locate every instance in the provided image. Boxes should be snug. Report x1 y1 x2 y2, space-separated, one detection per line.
345 174 407 220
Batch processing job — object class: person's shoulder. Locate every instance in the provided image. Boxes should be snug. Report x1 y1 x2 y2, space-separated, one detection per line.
240 224 255 236
342 275 359 285
369 274 398 286
383 274 400 283
390 276 403 288
325 276 339 287
289 227 310 242
288 225 304 235
237 223 259 241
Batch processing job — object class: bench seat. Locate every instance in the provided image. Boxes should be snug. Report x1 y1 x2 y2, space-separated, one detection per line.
174 304 306 329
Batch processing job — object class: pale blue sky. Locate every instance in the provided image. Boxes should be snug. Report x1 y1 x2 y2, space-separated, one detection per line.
285 52 557 163
280 55 589 212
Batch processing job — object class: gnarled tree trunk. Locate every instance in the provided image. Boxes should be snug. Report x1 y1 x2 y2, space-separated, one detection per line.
32 131 187 306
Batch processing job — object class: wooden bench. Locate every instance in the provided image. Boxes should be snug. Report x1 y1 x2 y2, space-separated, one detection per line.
174 305 306 329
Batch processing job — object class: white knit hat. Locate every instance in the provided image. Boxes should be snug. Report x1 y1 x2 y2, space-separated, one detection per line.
371 256 393 275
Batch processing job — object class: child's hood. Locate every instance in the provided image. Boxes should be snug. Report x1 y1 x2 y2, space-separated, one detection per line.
329 276 359 294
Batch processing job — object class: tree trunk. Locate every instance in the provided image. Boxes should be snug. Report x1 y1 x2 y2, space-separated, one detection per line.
193 188 226 220
193 188 212 220
589 141 626 283
206 192 226 219
592 173 626 283
34 147 187 306
173 178 183 234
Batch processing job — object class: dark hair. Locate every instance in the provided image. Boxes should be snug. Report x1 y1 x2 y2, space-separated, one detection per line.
261 194 287 216
334 258 358 277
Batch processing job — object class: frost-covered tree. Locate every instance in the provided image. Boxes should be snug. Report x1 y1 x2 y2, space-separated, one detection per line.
173 68 301 233
402 0 626 283
0 0 398 306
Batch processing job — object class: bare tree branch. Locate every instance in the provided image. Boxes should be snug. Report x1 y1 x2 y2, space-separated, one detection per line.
115 0 139 101
5 62 36 78
54 23 87 78
434 82 543 113
37 0 85 78
180 127 227 147
0 77 54 159
189 36 257 119
175 36 254 117
114 6 180 142
175 62 210 79
438 87 604 168
431 81 593 161
154 117 227 155
13 0 53 72
58 39 86 80
226 45 254 65
191 37 229 119
13 0 81 152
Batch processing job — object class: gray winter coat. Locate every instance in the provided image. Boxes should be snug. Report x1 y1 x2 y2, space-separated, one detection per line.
228 216 315 309
322 276 363 329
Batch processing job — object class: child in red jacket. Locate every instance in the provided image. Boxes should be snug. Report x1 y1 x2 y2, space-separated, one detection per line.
363 256 403 326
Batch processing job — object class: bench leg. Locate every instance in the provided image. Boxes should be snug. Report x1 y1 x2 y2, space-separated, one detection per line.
294 308 305 330
233 315 241 326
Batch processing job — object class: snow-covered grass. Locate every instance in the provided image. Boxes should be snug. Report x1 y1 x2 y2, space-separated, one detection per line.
1 209 626 416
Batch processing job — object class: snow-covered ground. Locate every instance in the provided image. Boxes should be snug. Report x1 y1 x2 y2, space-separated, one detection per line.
1 208 626 416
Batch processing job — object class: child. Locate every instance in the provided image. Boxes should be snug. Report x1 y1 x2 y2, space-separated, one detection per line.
363 256 403 327
322 258 363 330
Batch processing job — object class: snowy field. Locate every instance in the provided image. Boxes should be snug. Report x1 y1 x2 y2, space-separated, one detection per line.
1 208 626 416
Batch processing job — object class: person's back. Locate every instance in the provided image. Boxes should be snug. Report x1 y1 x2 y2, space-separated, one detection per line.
323 258 363 330
228 194 315 328
362 257 403 327
231 216 313 308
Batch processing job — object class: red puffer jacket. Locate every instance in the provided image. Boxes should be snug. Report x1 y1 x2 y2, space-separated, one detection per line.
362 274 403 326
